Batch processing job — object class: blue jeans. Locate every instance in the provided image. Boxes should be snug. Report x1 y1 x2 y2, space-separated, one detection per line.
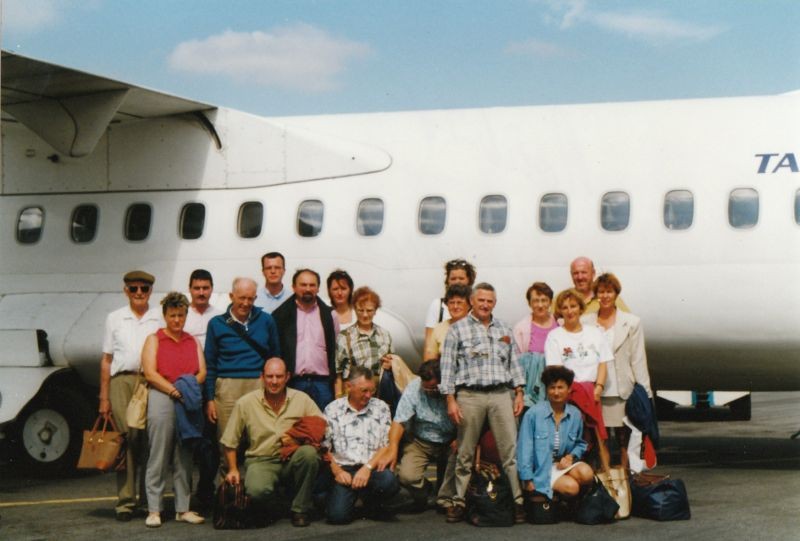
327 465 400 524
290 376 334 411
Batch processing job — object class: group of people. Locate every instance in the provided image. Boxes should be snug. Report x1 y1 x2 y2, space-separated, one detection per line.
98 253 652 528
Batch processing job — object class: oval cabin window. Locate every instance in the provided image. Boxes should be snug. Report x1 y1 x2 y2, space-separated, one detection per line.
17 206 44 244
539 193 568 232
71 205 99 243
357 198 384 236
238 202 263 238
418 196 446 235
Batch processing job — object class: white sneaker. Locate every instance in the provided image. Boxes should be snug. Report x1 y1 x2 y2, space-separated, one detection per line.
145 512 162 528
176 511 205 525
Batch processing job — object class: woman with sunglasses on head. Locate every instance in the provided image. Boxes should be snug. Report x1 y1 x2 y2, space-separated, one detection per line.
424 259 477 344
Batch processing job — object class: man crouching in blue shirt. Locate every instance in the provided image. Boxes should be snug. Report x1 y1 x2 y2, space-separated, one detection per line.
376 359 457 512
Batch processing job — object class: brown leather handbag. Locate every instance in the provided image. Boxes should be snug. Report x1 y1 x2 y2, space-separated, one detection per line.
77 414 126 471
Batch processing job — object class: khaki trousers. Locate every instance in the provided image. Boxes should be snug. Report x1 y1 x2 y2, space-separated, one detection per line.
109 374 148 514
397 437 456 506
214 377 262 471
453 388 522 506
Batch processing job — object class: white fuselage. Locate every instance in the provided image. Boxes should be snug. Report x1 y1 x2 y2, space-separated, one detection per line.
2 93 799 391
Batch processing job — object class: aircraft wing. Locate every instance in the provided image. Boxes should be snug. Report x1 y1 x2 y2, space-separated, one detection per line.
1 51 215 157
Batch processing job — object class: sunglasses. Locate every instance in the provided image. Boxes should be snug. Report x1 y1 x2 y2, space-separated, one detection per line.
127 285 151 293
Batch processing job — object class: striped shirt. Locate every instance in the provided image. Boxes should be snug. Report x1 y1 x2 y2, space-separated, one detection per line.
335 324 393 378
439 312 525 395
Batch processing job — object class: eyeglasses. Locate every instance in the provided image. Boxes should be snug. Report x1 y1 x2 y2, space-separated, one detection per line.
127 285 151 293
355 308 376 314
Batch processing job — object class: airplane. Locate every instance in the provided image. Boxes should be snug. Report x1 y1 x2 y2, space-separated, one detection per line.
1 51 798 474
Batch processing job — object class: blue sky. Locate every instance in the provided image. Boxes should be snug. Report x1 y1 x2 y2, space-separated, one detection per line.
2 0 799 117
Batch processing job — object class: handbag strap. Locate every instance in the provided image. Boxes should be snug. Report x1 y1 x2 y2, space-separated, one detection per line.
93 413 119 436
227 318 270 359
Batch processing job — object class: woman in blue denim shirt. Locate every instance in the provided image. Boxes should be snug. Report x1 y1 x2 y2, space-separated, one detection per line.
517 366 593 500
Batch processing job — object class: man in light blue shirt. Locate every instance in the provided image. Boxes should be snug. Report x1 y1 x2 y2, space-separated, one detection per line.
376 360 456 512
254 251 288 313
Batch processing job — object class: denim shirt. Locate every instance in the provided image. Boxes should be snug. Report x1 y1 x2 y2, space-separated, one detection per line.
517 401 587 499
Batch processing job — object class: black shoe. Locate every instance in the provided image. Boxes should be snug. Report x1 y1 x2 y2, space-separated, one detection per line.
446 505 465 523
115 511 133 522
367 505 397 522
291 512 310 527
514 503 526 524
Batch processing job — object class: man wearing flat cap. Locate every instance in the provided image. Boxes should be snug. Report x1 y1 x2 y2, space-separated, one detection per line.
98 270 162 521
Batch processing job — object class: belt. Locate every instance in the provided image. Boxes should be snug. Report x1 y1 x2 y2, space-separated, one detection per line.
457 383 509 392
293 373 331 381
113 370 138 377
415 436 450 447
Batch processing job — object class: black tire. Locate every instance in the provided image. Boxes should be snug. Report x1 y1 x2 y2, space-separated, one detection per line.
729 394 752 421
12 386 95 476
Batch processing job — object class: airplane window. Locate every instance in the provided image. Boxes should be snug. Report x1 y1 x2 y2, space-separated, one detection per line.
479 195 508 234
71 205 99 243
17 207 44 244
238 201 263 238
357 198 384 236
663 190 694 230
795 189 800 225
539 193 568 232
601 191 630 231
418 196 446 235
298 199 324 237
125 203 152 241
728 188 758 228
180 202 206 240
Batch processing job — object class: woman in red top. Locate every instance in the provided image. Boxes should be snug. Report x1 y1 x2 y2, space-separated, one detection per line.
141 292 206 528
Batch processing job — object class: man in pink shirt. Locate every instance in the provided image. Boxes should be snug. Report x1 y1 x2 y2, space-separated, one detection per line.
272 269 340 410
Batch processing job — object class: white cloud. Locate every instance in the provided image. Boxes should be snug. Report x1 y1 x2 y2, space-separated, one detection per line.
2 0 59 32
167 24 372 93
536 0 724 44
591 11 725 43
505 38 571 58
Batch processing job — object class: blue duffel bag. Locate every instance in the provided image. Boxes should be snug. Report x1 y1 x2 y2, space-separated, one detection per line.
630 472 691 521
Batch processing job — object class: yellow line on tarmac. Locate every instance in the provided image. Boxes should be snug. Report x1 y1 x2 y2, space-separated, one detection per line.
0 495 117 508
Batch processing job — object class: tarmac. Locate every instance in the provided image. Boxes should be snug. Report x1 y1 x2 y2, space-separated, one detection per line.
1 392 798 541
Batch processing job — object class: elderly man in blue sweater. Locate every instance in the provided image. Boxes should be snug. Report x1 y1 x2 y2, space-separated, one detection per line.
204 277 281 446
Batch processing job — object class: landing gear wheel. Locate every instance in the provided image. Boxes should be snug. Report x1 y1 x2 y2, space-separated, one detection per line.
14 387 94 475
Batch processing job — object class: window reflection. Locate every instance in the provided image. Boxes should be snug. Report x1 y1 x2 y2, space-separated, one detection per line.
418 196 446 235
357 198 384 236
601 192 630 231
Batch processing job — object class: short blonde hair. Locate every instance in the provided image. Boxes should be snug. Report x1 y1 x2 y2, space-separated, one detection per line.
554 288 586 314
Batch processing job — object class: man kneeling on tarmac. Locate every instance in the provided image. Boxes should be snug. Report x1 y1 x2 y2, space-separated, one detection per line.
221 357 324 527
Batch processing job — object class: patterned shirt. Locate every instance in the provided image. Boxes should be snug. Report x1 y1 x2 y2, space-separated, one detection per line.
335 324 393 377
323 396 390 466
394 378 455 444
439 312 525 395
